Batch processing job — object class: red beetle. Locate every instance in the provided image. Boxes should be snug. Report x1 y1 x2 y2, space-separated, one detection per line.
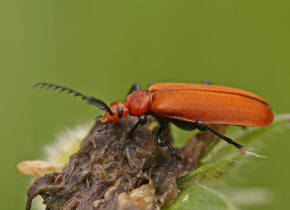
35 82 274 159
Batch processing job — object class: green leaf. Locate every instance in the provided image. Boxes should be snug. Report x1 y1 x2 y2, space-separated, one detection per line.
177 151 243 188
164 184 236 210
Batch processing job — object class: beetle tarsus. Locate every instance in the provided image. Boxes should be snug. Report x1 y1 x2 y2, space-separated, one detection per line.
195 120 244 149
168 143 182 160
156 124 182 160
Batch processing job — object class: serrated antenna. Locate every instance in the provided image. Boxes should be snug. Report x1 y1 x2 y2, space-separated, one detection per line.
34 82 114 116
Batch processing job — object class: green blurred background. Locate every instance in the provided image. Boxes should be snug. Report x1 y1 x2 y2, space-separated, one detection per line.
1 0 290 209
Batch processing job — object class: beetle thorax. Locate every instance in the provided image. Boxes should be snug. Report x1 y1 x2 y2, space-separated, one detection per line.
125 90 151 116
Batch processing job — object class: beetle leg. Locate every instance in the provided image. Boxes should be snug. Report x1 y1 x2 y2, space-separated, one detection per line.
156 124 182 160
195 120 244 149
127 83 141 96
147 83 153 88
167 143 182 160
202 80 212 85
155 125 167 146
119 115 147 151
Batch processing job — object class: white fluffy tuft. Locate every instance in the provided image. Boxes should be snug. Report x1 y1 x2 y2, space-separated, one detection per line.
44 122 93 164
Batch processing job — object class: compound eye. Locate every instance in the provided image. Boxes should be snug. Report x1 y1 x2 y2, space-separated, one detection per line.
118 107 123 119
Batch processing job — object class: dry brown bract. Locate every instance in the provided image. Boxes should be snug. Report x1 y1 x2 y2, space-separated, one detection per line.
17 160 63 178
23 116 226 210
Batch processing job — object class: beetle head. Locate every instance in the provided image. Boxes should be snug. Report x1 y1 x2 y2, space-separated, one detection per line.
102 102 129 123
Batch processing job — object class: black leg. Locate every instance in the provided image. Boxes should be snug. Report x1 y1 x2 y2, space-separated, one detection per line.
156 123 182 160
119 115 147 151
127 82 141 95
147 83 153 88
202 80 212 85
155 124 167 146
195 120 244 149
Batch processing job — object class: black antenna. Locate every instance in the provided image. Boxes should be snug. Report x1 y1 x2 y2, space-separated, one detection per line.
33 82 114 116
